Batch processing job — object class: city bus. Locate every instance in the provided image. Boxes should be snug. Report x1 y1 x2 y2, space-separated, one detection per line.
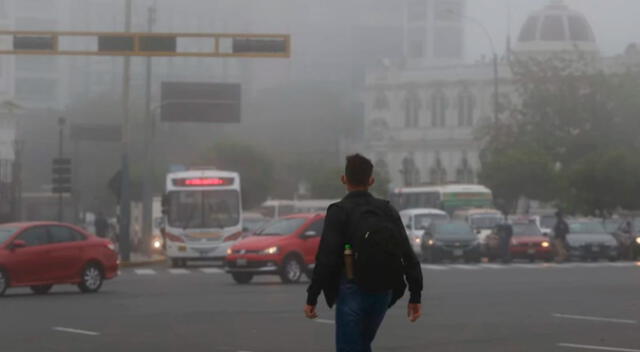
162 168 242 267
390 184 493 214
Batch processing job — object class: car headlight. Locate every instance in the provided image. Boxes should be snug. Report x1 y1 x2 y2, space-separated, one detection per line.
226 248 233 255
541 241 550 248
152 239 162 249
635 237 640 245
414 237 422 244
261 246 279 255
427 239 435 246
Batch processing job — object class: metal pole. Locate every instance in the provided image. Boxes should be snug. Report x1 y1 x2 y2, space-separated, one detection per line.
57 117 65 222
493 53 499 122
119 0 132 261
142 3 156 255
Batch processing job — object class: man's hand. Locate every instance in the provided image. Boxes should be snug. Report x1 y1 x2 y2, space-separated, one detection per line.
304 305 318 319
407 303 421 322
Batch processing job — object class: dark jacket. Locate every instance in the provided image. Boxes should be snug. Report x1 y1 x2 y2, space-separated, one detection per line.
554 218 569 242
306 191 423 308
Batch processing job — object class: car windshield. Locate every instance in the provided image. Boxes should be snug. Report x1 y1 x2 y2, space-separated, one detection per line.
414 213 449 229
603 219 623 232
469 215 501 229
243 218 269 232
512 223 542 236
168 190 240 229
540 215 557 229
433 222 474 238
569 221 607 234
255 218 307 236
0 227 18 244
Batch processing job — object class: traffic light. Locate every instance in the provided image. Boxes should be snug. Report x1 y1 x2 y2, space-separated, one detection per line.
52 158 72 194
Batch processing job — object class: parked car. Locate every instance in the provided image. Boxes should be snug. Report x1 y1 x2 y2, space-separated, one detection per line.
0 222 119 296
567 220 620 261
608 218 640 260
225 213 325 284
399 208 450 256
420 221 481 263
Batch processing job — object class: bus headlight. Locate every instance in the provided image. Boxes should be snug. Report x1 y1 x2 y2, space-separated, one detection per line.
414 237 422 244
152 239 162 249
635 237 640 245
261 246 279 255
427 239 435 246
541 241 550 248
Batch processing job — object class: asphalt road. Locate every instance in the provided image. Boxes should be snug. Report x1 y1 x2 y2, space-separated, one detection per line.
2 261 640 352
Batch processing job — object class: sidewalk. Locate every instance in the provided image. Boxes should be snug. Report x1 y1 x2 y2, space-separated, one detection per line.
119 252 167 268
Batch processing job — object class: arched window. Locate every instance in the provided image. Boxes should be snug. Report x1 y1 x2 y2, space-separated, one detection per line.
457 88 475 127
429 153 447 184
430 89 448 127
404 90 421 128
373 90 389 111
400 154 420 186
455 153 474 183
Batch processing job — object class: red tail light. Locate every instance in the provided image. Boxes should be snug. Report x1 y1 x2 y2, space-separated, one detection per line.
223 231 242 242
165 232 185 243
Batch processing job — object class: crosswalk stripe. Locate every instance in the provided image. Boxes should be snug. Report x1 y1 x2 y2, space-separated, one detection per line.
450 264 481 270
200 268 224 274
168 269 190 274
421 264 449 270
134 269 156 275
479 264 506 269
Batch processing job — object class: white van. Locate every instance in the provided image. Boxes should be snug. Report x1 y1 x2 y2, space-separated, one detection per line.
399 208 450 255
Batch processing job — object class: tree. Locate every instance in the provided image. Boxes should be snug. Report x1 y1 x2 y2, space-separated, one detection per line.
479 53 640 215
201 140 274 210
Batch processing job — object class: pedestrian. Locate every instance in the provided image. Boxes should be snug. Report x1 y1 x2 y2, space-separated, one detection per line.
553 210 570 263
94 211 109 239
497 221 513 264
304 154 423 352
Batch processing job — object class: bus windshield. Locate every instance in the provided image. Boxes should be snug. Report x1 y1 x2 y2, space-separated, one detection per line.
168 190 240 229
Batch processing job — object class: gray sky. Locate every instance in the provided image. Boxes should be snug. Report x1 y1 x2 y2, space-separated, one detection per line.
466 0 640 60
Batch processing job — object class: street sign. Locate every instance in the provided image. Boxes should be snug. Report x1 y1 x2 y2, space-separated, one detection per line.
70 123 122 142
0 31 291 58
160 82 241 123
52 158 72 194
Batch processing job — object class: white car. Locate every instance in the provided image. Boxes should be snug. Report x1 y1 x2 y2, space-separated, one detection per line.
399 208 450 255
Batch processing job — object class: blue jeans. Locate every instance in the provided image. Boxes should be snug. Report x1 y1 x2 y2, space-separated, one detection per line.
335 278 392 352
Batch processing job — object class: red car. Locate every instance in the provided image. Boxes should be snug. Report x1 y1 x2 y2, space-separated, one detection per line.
225 213 325 284
0 222 119 296
508 222 553 262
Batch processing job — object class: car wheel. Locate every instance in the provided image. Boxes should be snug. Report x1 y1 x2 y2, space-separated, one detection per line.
30 285 53 295
231 273 253 284
0 269 8 296
280 256 303 283
171 259 185 268
78 263 104 293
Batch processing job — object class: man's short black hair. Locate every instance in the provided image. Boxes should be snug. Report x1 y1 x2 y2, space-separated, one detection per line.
345 154 373 187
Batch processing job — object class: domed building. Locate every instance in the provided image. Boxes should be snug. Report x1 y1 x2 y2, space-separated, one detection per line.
343 0 639 189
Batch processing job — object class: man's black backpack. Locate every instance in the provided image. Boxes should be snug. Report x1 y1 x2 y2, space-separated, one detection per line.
346 201 405 292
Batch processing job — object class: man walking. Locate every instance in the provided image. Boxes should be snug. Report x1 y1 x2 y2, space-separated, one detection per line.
304 154 423 352
553 211 570 263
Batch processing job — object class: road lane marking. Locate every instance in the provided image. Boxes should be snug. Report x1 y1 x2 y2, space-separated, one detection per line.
511 263 543 269
134 269 157 275
479 264 506 269
553 314 638 324
200 268 224 274
168 269 190 275
421 264 449 270
314 319 335 324
558 343 640 351
52 327 100 336
449 264 480 270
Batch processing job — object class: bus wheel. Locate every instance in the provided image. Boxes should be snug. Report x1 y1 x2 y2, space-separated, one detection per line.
232 273 253 284
171 259 185 268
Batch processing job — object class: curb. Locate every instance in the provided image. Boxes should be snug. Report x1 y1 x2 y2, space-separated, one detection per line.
119 256 167 268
